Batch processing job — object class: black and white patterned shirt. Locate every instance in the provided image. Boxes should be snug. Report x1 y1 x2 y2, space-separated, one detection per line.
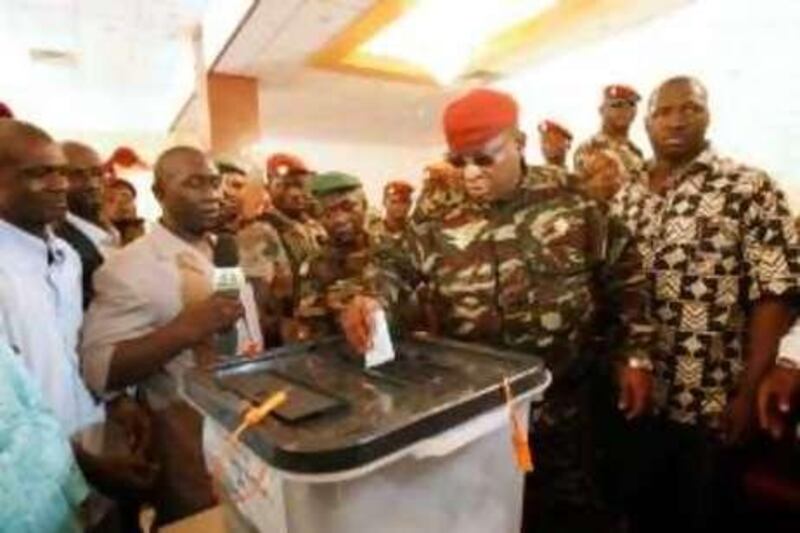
610 146 800 427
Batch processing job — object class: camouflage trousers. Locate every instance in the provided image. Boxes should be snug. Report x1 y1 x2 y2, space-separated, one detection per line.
521 375 613 533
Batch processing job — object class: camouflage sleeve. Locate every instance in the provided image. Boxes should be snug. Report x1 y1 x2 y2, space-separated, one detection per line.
372 228 431 333
573 141 590 177
237 221 290 282
294 255 334 321
595 211 655 363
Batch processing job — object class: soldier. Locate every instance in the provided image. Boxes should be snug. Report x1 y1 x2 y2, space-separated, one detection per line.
369 180 415 249
289 172 395 341
609 76 800 531
574 84 645 180
341 88 655 532
538 119 573 171
245 154 327 340
265 152 326 263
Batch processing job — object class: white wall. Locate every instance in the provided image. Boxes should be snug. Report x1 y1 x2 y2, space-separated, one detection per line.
252 136 442 207
496 0 800 211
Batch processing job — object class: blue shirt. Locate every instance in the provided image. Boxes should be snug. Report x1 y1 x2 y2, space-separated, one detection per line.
0 340 89 532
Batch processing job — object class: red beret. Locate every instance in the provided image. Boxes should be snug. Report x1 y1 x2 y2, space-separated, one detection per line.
384 180 414 199
108 146 147 168
443 89 519 152
604 84 640 103
538 120 572 141
266 153 308 178
0 102 14 119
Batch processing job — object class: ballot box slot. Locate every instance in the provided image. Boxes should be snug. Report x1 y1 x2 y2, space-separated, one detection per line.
217 370 348 424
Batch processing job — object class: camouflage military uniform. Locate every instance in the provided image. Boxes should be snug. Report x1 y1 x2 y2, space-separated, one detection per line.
536 163 572 188
411 164 480 229
392 167 653 524
261 210 325 285
574 132 645 180
294 243 382 339
368 218 413 250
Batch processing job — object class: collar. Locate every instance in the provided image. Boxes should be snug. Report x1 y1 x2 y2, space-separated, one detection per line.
644 143 717 189
149 221 213 263
0 219 69 268
66 213 120 249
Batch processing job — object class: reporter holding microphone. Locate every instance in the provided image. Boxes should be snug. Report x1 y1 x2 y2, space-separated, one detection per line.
80 146 260 527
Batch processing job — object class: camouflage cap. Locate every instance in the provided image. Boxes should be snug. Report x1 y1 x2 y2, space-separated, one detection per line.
310 171 362 198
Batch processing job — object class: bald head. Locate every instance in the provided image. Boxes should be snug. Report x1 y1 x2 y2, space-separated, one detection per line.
0 119 54 165
647 76 708 116
154 146 210 186
153 145 222 237
61 141 103 168
646 76 710 163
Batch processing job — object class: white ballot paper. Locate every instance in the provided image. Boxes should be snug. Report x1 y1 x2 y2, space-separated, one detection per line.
365 308 396 368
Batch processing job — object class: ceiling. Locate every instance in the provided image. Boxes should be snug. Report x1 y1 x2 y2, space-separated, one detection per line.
0 0 692 149
203 0 691 147
0 0 204 134
208 0 463 146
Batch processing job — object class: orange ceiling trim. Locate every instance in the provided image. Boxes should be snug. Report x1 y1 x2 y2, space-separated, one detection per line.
309 0 436 85
309 0 685 86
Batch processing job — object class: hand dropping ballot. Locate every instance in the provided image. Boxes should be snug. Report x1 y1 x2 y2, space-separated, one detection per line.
365 308 395 368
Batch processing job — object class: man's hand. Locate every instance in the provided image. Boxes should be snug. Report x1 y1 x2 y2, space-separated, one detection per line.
74 445 159 500
340 296 379 354
722 390 756 446
758 365 800 440
618 366 653 420
280 318 312 343
173 294 243 344
106 395 152 456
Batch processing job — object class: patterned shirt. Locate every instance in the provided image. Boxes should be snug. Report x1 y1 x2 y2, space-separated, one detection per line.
609 147 800 427
574 132 645 179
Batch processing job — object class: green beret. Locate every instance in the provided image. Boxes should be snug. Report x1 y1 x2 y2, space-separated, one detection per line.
310 171 362 198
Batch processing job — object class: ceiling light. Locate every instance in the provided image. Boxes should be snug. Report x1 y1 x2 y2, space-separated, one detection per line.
361 0 556 84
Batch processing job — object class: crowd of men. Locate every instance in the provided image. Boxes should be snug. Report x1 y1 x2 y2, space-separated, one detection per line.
1 75 799 533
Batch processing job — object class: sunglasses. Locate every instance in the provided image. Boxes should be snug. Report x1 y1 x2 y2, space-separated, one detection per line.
446 135 510 169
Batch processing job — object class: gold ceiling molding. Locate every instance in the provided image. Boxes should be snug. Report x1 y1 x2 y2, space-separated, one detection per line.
309 0 691 86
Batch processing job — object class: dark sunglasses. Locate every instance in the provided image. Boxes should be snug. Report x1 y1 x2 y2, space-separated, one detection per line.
446 135 510 169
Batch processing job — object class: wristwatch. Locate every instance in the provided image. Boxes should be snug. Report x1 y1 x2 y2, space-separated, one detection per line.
627 357 654 373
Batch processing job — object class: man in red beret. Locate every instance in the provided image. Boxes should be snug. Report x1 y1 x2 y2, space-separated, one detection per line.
340 87 655 531
369 180 415 249
536 119 575 187
538 119 573 170
574 84 645 181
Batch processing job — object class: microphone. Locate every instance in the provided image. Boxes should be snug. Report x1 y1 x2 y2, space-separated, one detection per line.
213 233 244 357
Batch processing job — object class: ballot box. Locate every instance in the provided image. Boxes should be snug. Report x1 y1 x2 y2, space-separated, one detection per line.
184 336 551 533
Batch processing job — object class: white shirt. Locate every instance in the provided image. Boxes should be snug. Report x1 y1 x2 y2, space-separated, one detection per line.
0 220 105 437
777 318 800 368
81 223 261 410
65 212 120 257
